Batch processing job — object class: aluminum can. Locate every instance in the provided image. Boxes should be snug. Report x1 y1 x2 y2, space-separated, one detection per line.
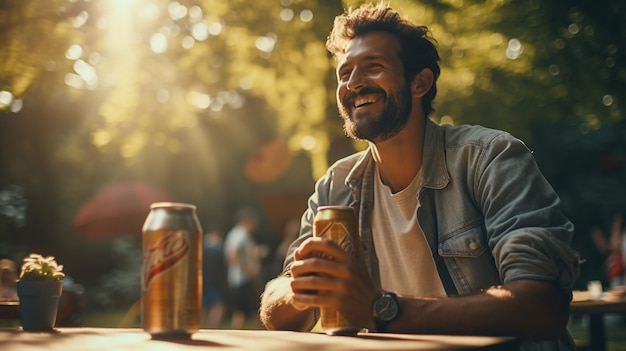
141 202 202 339
313 205 362 336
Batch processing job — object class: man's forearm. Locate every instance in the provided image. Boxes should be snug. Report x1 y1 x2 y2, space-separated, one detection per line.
259 275 316 331
388 280 570 339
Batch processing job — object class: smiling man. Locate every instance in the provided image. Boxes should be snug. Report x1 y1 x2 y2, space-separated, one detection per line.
259 3 580 350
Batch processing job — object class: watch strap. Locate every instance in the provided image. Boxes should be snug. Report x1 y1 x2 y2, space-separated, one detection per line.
375 315 390 332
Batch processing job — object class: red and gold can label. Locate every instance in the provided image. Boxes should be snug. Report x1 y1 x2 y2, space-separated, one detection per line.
143 232 190 289
141 203 202 339
313 206 362 336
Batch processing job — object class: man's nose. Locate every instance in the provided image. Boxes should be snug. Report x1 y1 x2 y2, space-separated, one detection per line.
347 69 365 92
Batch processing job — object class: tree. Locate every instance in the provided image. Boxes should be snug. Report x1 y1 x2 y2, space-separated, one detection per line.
1 0 624 292
0 0 344 293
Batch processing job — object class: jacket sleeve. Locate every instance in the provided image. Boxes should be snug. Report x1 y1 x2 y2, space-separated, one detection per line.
280 155 361 275
476 133 580 291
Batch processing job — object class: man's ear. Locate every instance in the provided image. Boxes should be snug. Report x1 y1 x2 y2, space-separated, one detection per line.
411 68 434 97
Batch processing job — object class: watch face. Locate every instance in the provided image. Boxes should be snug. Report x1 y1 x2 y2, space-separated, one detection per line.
374 294 399 321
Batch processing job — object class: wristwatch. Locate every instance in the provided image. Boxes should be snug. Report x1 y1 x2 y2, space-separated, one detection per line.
372 292 399 332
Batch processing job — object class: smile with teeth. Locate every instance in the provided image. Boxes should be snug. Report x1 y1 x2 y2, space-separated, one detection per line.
354 95 379 108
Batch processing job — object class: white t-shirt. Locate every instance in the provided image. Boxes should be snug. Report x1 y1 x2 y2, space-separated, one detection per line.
371 165 446 298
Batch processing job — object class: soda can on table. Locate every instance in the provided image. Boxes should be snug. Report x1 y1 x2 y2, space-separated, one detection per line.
313 205 362 336
141 202 202 339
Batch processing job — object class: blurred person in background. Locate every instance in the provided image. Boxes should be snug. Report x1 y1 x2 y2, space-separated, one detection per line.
224 207 267 329
591 213 626 287
202 230 227 328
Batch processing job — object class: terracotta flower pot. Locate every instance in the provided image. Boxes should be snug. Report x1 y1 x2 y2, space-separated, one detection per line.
16 280 63 331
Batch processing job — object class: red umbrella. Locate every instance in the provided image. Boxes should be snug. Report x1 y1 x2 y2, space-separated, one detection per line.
73 181 174 239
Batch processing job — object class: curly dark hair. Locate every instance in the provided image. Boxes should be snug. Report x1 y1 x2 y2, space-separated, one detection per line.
325 2 441 117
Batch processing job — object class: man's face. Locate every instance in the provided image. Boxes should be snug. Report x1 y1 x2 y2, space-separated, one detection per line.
336 31 412 143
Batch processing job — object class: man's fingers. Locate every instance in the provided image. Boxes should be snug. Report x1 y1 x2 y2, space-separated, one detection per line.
294 237 352 262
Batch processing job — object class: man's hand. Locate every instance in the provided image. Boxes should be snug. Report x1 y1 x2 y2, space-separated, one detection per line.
289 237 380 330
259 275 316 331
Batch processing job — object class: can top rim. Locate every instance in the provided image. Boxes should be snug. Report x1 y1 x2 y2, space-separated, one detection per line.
317 205 353 210
150 202 196 210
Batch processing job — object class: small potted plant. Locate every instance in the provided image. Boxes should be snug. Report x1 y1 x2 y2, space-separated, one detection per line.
16 253 65 331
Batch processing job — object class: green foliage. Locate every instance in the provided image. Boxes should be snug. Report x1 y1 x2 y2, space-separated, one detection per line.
19 253 65 281
0 0 84 96
0 0 625 291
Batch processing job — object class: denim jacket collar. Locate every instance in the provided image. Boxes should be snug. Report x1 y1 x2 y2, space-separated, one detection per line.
421 118 450 190
345 118 449 191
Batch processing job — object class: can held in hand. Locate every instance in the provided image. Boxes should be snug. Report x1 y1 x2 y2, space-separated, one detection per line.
142 202 202 340
313 205 362 336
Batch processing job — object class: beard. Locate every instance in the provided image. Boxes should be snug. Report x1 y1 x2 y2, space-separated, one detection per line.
338 83 413 143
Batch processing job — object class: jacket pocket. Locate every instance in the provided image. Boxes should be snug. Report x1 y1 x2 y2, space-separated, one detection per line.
436 224 500 294
438 225 486 258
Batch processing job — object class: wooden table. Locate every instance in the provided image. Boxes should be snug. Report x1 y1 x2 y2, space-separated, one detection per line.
0 327 517 351
570 291 626 351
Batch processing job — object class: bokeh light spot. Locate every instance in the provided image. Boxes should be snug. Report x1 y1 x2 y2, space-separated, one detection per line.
188 6 203 21
549 64 560 76
150 33 168 53
210 98 224 112
195 93 212 109
280 8 294 21
300 9 313 22
208 22 223 36
0 91 14 108
10 99 23 113
256 34 276 53
489 33 503 45
168 1 187 21
301 135 317 151
66 44 83 60
72 11 89 28
182 35 195 49
239 77 252 90
506 38 523 60
192 21 209 41
92 130 111 149
65 73 84 89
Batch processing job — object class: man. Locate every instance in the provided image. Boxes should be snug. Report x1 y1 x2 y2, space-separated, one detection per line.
259 2 580 350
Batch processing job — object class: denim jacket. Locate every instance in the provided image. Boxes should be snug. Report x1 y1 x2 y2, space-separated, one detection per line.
283 119 579 350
